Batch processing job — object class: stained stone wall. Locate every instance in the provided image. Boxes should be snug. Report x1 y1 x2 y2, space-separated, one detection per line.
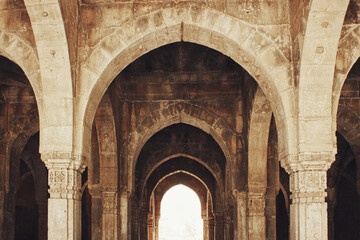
1 0 360 240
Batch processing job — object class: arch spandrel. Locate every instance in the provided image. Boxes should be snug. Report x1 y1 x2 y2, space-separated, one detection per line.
76 6 295 168
333 24 360 149
0 30 43 121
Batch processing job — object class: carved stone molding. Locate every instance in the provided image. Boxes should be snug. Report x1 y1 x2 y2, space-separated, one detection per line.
41 151 86 171
290 170 327 203
48 167 82 200
281 152 335 174
102 191 118 214
248 191 266 216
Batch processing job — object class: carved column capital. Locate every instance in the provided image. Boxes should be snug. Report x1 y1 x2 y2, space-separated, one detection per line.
281 152 335 174
41 151 86 172
290 170 327 203
102 191 118 214
248 191 266 216
47 162 82 200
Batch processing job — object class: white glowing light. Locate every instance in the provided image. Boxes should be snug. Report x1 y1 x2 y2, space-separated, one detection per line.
159 184 203 240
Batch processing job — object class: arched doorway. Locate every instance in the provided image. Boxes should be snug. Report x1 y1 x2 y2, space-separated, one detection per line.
158 184 203 240
84 41 285 239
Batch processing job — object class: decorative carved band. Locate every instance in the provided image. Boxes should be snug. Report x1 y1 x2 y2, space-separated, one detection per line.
102 191 118 214
41 151 87 171
280 152 335 174
248 191 266 215
290 170 327 203
48 167 82 200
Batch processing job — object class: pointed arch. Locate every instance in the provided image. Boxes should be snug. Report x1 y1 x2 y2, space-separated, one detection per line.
76 6 294 169
24 0 74 155
333 24 360 150
0 30 42 121
124 102 232 194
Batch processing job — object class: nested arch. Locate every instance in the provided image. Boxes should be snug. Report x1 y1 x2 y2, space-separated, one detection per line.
127 106 231 194
152 172 210 215
144 154 221 195
77 6 293 167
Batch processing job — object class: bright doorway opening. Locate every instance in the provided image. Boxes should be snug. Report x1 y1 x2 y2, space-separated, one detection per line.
159 184 203 240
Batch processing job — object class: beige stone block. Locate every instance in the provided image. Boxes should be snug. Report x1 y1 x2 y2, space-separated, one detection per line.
301 38 340 65
41 125 73 152
242 31 273 57
99 153 117 168
78 67 99 96
43 96 73 125
100 4 132 28
100 33 127 57
26 3 62 25
306 12 345 38
298 118 333 152
311 0 349 12
228 20 255 47
86 47 112 76
100 168 118 184
299 88 332 117
23 0 59 7
32 23 67 45
217 16 238 38
299 64 335 89
268 65 293 93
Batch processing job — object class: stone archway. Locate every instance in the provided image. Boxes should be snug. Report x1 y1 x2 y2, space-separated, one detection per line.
77 6 294 169
248 87 272 240
131 121 229 240
149 172 211 240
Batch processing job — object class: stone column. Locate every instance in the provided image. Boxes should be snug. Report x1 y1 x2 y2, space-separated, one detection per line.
214 212 224 240
208 215 215 240
154 214 160 240
233 190 247 240
202 213 208 240
37 200 48 240
289 170 327 240
327 162 338 240
120 188 130 240
46 158 82 240
88 185 102 240
102 190 118 240
0 190 4 240
148 213 154 240
248 187 266 240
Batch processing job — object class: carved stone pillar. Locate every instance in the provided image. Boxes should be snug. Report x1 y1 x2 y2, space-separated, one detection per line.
120 188 130 239
130 206 139 240
139 208 148 240
88 185 102 240
202 213 208 240
154 214 160 240
148 213 154 240
248 187 266 240
102 190 118 240
233 190 247 240
289 170 328 240
208 215 215 240
214 212 224 240
45 156 82 240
